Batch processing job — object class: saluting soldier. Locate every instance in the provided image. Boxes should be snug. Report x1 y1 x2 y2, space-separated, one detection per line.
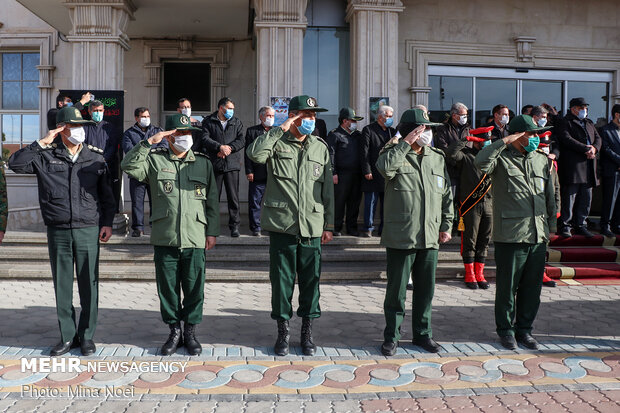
377 108 453 356
121 113 220 356
445 126 494 290
474 115 556 350
8 106 115 356
246 95 335 357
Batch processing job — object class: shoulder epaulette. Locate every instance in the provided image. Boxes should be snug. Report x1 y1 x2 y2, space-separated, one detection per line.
315 137 329 147
193 151 207 157
150 147 168 153
386 137 400 146
429 146 446 157
86 144 103 154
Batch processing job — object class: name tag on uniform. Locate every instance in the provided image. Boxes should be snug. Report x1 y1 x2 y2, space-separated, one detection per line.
437 176 444 189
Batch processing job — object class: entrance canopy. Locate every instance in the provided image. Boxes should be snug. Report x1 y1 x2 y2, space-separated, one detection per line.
16 0 251 38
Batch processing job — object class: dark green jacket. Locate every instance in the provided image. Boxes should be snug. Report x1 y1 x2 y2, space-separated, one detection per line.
474 139 557 244
377 140 454 249
121 141 219 248
246 127 334 238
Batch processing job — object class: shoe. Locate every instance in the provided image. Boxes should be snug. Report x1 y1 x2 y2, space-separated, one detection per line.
300 317 316 356
515 333 540 350
80 339 96 356
574 226 594 238
412 337 440 353
348 230 359 237
274 320 290 356
601 228 615 237
50 340 74 357
406 282 413 290
499 335 517 350
332 231 342 236
474 262 489 289
558 228 572 238
381 341 397 356
183 323 202 356
231 228 240 237
252 231 261 237
464 263 478 289
161 322 183 356
543 280 557 287
131 229 143 237
360 231 372 238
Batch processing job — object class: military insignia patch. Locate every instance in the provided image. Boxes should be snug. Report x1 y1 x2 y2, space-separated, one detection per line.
313 164 321 177
195 185 204 197
163 181 173 194
423 111 430 121
180 115 189 125
307 97 316 107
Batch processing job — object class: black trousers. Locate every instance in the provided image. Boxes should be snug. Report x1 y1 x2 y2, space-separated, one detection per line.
129 178 151 231
334 172 362 233
601 172 620 230
559 183 592 229
248 181 266 232
215 170 240 230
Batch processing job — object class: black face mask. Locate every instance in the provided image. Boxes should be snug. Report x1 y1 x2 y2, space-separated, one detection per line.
397 122 418 138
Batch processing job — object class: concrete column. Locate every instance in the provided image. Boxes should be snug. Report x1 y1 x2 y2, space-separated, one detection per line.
253 0 308 108
346 0 404 123
64 0 135 89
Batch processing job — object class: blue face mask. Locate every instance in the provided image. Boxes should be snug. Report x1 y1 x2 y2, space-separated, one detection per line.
224 108 234 120
384 117 393 127
91 111 103 123
523 136 540 153
65 101 73 107
482 140 491 148
297 118 315 135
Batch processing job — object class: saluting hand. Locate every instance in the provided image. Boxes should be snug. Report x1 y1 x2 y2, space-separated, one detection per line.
205 236 217 250
40 125 66 146
148 129 176 145
403 125 426 146
280 114 301 133
502 132 526 145
439 232 452 244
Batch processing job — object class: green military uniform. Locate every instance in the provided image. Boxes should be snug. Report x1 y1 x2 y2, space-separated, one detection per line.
121 117 220 327
0 167 7 236
377 109 453 345
246 124 334 321
474 116 556 339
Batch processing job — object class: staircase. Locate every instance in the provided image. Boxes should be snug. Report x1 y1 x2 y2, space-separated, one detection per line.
0 230 494 282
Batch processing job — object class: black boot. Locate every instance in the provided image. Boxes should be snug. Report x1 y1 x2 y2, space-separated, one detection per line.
183 323 202 356
300 317 316 356
274 320 290 356
161 322 183 356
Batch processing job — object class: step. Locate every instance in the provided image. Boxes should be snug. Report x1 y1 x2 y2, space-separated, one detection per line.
547 246 620 263
545 262 620 279
549 234 620 247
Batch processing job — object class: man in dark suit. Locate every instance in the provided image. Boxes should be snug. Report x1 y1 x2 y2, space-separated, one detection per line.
599 104 620 237
556 97 602 238
359 105 396 237
244 106 274 236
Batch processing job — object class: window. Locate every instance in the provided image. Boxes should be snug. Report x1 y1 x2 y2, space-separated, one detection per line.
428 66 612 128
162 62 211 122
0 52 40 156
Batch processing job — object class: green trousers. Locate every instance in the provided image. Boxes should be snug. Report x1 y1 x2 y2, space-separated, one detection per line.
47 226 100 343
153 246 206 325
494 242 546 337
269 232 321 321
384 247 437 342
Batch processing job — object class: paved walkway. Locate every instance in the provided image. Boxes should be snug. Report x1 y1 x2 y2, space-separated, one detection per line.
0 280 617 412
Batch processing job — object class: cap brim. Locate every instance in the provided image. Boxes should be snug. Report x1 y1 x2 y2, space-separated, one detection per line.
173 126 201 131
65 120 95 125
422 121 443 126
351 116 364 121
308 107 328 112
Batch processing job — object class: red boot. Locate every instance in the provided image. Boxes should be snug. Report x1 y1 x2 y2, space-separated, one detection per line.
464 263 477 289
542 272 557 287
474 262 490 289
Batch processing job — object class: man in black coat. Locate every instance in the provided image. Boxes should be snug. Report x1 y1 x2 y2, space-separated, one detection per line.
359 105 396 237
598 104 620 237
327 107 364 236
556 97 602 238
121 107 164 237
244 106 274 236
434 102 470 198
200 97 245 237
487 104 510 141
8 107 115 357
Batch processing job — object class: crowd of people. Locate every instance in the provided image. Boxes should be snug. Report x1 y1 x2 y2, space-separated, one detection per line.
2 90 619 358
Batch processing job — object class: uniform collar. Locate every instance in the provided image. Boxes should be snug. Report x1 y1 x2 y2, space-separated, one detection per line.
167 148 196 162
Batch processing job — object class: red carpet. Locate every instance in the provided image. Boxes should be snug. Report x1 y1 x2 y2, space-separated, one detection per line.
545 263 620 279
549 234 620 246
547 247 618 262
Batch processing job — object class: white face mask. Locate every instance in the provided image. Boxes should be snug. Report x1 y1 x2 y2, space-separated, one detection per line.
67 126 86 145
541 146 550 155
578 109 587 120
263 117 274 127
139 117 151 128
181 108 191 117
172 134 193 152
537 117 547 127
417 129 433 146
458 115 467 126
500 115 509 125
349 122 358 132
